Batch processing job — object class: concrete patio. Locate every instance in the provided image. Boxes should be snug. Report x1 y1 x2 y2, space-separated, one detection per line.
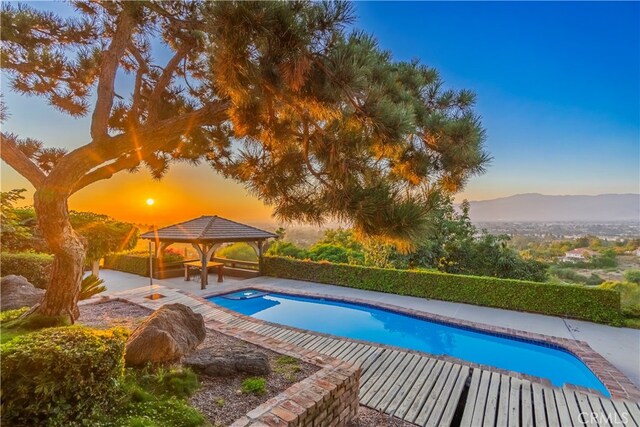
97 268 640 389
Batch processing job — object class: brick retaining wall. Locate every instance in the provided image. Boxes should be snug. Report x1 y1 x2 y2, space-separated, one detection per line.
231 362 360 426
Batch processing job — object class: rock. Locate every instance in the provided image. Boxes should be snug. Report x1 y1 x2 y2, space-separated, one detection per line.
1 275 45 311
125 303 206 365
184 346 271 377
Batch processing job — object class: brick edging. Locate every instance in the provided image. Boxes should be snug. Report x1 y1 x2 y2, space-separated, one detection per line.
198 284 640 401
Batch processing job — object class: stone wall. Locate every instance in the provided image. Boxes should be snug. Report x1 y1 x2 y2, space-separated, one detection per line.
231 361 360 426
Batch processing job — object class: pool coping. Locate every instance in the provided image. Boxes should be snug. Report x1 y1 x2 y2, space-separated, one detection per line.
201 283 640 402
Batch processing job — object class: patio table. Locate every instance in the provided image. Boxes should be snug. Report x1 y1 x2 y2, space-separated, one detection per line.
184 261 224 283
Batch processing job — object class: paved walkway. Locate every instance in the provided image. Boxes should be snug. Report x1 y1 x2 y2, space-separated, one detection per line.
110 284 640 427
97 269 640 389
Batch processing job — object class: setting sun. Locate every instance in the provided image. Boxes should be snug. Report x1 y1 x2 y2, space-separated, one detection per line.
146 198 155 206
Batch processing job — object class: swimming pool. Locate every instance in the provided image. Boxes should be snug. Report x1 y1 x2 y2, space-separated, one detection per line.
209 289 609 396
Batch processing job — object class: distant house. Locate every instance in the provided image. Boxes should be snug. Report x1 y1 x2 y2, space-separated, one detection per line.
633 248 640 257
560 248 598 263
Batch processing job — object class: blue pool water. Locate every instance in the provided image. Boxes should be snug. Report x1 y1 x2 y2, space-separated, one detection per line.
210 290 609 396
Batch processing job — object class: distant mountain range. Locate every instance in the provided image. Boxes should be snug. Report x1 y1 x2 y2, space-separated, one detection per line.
467 193 640 222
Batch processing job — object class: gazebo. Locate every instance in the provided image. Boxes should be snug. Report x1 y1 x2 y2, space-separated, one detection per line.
140 215 277 289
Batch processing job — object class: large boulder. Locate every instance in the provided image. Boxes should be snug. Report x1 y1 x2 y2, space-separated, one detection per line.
184 346 271 377
125 303 206 365
1 275 45 311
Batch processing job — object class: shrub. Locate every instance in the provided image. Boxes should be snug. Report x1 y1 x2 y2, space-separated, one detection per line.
216 242 258 262
1 327 128 426
625 270 640 285
0 307 28 322
103 253 150 276
599 281 640 319
0 252 53 288
80 274 107 300
263 256 622 324
242 377 266 395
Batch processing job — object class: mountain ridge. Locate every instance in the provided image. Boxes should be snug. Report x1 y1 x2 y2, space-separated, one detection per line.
466 193 640 222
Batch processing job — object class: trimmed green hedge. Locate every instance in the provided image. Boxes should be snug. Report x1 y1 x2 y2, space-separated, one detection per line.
103 253 150 276
0 252 54 288
262 256 622 324
1 327 127 426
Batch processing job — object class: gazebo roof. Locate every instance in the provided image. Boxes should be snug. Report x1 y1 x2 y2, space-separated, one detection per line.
140 215 276 243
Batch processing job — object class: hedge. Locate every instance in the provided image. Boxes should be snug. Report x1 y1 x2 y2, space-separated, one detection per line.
0 252 53 288
262 256 622 324
103 252 150 276
1 326 128 426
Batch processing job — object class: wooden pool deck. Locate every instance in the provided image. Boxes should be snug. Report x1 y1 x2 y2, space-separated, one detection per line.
109 285 640 427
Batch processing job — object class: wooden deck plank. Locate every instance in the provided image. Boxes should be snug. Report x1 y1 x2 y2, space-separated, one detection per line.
624 400 640 427
496 375 510 427
544 385 561 427
437 365 471 427
341 344 370 364
423 364 463 427
588 394 612 427
377 355 429 413
533 382 548 427
307 336 336 352
507 378 522 427
299 335 325 349
333 342 360 360
293 334 321 348
598 398 624 427
360 351 403 394
576 392 597 427
393 359 440 420
482 372 501 427
339 343 366 362
404 360 448 422
365 353 419 409
521 381 534 427
460 368 483 427
319 338 348 356
361 348 394 373
470 369 492 427
553 388 574 427
412 361 454 425
563 388 587 426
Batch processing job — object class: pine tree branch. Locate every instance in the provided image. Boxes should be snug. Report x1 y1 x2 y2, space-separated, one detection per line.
129 44 148 124
69 100 230 194
146 45 191 123
90 9 135 140
0 133 46 188
302 118 329 187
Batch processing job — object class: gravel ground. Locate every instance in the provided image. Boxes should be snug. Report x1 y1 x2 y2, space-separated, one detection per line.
348 406 416 426
78 300 409 426
189 326 318 426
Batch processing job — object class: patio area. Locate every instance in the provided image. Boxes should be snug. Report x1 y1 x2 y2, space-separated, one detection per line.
97 268 640 390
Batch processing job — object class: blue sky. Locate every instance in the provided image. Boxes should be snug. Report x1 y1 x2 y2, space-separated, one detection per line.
1 1 638 222
353 1 640 199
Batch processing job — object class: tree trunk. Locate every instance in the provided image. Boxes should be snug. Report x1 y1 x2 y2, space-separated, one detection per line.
92 260 100 278
32 188 85 323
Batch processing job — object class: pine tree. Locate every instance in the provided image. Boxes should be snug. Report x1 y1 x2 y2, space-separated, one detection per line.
1 1 488 321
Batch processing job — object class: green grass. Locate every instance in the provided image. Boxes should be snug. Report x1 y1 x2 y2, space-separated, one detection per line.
1 307 33 344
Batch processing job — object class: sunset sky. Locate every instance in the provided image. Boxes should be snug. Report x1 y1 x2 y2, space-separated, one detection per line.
1 1 638 226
